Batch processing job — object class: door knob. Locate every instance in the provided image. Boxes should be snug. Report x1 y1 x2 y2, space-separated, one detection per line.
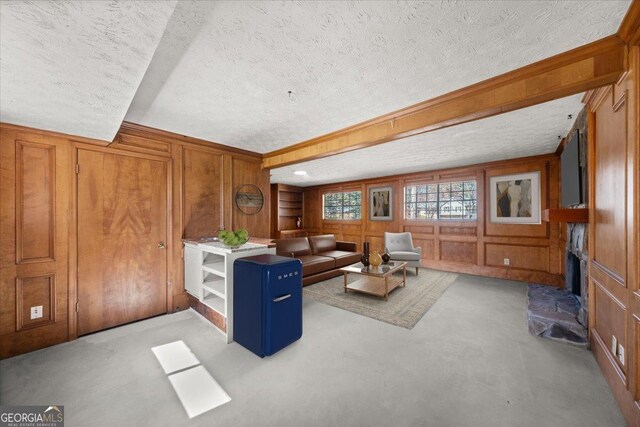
158 242 166 249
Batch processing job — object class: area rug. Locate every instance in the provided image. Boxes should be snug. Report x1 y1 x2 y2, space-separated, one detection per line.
303 269 458 329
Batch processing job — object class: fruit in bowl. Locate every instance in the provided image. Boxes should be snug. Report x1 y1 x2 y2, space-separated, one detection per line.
218 229 249 248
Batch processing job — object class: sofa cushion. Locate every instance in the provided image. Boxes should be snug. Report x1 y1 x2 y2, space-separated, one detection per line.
336 241 357 252
298 255 335 276
317 250 362 268
309 235 337 254
275 237 312 257
388 250 421 261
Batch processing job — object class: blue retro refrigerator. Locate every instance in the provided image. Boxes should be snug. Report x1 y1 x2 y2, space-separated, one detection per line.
233 254 303 357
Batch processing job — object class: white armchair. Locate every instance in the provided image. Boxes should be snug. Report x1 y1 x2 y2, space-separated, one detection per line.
384 232 422 275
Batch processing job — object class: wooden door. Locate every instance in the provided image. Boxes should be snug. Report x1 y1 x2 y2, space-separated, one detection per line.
77 149 168 335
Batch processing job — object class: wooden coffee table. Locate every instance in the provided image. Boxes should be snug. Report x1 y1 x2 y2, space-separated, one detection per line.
340 261 407 301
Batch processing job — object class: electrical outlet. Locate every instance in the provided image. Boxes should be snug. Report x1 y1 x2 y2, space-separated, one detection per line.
618 344 625 365
30 305 43 320
611 335 618 355
503 258 510 266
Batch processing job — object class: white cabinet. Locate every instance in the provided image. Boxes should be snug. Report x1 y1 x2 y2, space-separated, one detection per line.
183 242 275 343
184 244 202 298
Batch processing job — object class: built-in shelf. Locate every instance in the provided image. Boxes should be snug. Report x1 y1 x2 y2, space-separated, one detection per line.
272 183 304 238
184 241 275 343
202 261 225 277
542 208 589 223
278 229 308 239
202 294 225 316
203 277 226 298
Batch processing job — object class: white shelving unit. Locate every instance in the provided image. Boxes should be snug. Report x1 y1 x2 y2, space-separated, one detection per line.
184 241 275 343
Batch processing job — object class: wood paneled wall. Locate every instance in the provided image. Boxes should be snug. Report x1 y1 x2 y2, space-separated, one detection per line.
0 122 270 358
301 155 563 286
584 45 640 425
1 129 71 357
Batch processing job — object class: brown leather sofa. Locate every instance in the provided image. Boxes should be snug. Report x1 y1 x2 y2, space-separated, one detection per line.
275 235 361 286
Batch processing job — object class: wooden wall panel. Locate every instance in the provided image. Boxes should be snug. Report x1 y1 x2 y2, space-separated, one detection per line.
16 142 55 263
404 224 435 236
303 154 563 286
593 274 628 373
1 127 70 359
485 244 549 272
302 188 321 235
169 144 187 312
16 274 55 331
413 238 435 260
1 121 267 358
635 313 640 402
593 88 627 283
440 225 476 236
183 148 223 238
232 158 270 238
341 223 363 249
585 40 640 424
440 241 476 264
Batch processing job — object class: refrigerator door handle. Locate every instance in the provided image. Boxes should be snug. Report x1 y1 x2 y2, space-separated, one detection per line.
272 294 291 303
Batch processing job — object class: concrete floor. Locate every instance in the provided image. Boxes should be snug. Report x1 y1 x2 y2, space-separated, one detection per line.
0 274 625 427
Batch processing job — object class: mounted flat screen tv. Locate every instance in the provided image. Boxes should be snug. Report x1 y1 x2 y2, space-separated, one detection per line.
561 131 583 207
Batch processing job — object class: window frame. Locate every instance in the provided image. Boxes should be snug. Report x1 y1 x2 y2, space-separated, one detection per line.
403 179 477 221
322 190 362 220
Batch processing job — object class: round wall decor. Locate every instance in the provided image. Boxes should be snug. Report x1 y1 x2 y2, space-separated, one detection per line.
235 184 264 215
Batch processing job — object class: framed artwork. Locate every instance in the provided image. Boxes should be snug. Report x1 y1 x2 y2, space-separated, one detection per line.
489 171 541 224
369 186 393 221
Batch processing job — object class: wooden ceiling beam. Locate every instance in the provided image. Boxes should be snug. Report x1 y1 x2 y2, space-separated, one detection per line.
262 35 626 169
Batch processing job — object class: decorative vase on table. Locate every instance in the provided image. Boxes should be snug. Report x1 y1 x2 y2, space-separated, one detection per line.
370 249 382 268
381 249 391 264
361 241 370 267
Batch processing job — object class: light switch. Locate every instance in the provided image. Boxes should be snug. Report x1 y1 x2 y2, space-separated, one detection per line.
611 335 618 355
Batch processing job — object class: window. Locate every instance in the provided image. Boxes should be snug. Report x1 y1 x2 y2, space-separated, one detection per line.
323 191 362 220
404 180 476 220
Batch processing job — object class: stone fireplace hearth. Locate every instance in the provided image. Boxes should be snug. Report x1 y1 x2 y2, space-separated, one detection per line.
527 284 587 346
527 214 589 347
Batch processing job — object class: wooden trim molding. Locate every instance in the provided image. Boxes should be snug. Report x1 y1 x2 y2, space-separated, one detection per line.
0 122 109 146
118 122 262 160
618 0 640 45
15 140 56 264
263 35 626 169
592 258 626 289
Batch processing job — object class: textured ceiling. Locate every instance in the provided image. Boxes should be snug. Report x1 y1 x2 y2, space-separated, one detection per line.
0 1 177 141
0 0 630 178
125 0 628 152
270 94 584 186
